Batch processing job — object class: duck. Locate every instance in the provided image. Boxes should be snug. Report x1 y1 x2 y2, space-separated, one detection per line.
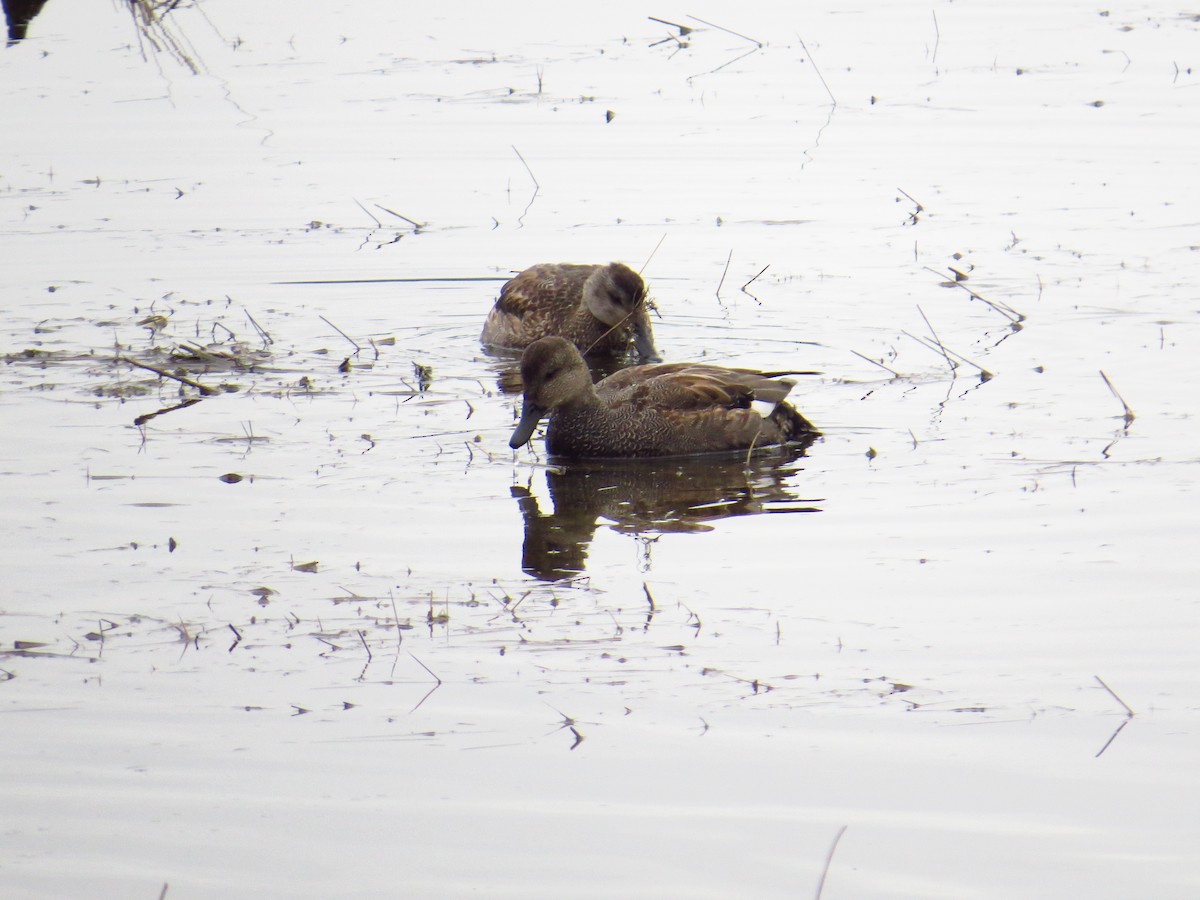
509 336 819 459
481 262 660 361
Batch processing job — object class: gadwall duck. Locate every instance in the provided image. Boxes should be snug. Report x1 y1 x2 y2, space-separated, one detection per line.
509 336 819 459
481 262 660 361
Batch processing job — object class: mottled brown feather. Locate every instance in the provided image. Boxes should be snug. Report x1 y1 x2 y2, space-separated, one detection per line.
509 336 819 459
481 262 659 361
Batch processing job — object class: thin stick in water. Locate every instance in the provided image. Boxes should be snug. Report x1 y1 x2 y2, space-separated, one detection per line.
375 204 425 231
742 264 769 291
687 14 762 47
716 249 733 299
916 305 955 373
353 198 382 228
908 333 992 381
648 16 691 36
643 582 657 611
850 348 899 378
1095 674 1135 717
357 629 372 663
897 187 924 214
244 307 273 346
640 234 667 275
1098 371 1135 426
512 145 539 188
797 34 837 107
119 357 220 396
319 315 362 352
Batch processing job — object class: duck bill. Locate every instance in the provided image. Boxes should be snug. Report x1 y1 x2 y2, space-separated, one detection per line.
633 321 661 362
509 401 548 449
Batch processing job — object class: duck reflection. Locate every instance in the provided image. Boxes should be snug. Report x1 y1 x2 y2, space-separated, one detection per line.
510 438 821 581
4 0 49 44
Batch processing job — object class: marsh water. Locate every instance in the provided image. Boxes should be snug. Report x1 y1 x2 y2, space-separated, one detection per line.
2 2 1199 897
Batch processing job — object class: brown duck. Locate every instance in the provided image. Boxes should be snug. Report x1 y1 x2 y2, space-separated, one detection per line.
481 262 660 361
509 336 819 459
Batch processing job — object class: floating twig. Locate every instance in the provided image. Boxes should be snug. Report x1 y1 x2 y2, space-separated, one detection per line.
1094 675 1134 757
133 397 203 426
408 651 442 713
243 308 273 346
850 349 900 379
898 187 924 225
915 305 956 373
512 145 540 227
923 266 1024 323
797 34 837 107
512 145 539 189
119 357 219 396
904 331 991 381
648 16 692 36
1099 371 1135 426
319 315 362 352
742 263 769 291
1095 674 1135 717
374 204 425 232
357 629 372 663
640 234 667 276
687 14 762 47
409 652 442 686
716 249 733 300
353 198 382 228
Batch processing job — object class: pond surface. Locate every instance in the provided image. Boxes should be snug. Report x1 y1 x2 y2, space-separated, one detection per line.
2 1 1198 897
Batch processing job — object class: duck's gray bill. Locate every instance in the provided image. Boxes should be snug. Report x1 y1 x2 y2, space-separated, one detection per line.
509 402 547 449
634 322 661 362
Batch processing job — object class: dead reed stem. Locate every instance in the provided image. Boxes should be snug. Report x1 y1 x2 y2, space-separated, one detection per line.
687 15 763 47
375 204 425 232
742 264 769 292
1099 370 1135 426
797 34 837 107
923 266 1025 323
319 315 362 352
1095 675 1135 717
915 305 955 373
512 145 539 188
119 357 219 396
850 349 900 378
639 234 667 275
716 249 733 300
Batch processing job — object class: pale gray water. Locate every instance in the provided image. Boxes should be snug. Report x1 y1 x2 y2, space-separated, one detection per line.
2 1 1198 897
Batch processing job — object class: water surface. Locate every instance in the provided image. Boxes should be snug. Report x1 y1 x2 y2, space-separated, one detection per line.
2 2 1198 897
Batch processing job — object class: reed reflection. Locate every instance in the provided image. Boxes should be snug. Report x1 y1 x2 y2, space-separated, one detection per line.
510 438 821 581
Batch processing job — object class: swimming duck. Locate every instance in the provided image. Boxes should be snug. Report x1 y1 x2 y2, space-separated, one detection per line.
481 262 660 361
509 336 819 459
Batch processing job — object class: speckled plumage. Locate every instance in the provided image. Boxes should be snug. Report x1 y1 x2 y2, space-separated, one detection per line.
481 262 659 361
509 336 819 459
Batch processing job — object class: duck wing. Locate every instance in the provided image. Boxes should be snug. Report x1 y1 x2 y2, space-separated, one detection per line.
598 364 795 411
494 264 592 317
